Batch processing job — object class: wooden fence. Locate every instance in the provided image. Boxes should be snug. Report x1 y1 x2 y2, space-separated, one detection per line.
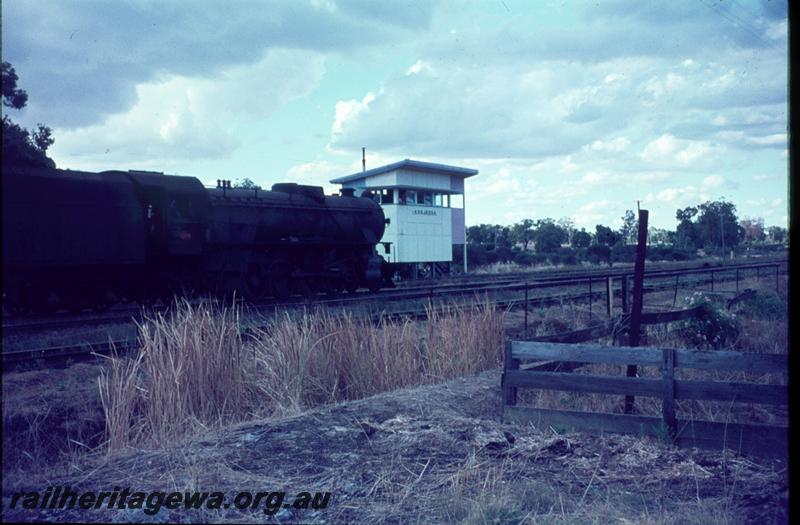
502 340 788 457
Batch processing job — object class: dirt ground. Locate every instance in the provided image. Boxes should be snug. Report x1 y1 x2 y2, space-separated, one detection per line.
2 366 788 524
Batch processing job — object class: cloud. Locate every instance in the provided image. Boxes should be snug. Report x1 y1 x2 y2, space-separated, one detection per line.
332 92 377 136
573 200 614 230
640 134 718 167
50 49 325 167
3 0 435 128
587 137 630 153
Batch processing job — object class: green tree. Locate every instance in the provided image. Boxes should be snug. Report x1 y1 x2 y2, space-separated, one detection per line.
532 219 567 253
233 177 261 189
619 210 637 245
595 224 620 246
571 228 592 248
467 224 506 249
695 200 742 251
2 61 55 169
767 226 787 244
674 206 699 250
511 219 534 250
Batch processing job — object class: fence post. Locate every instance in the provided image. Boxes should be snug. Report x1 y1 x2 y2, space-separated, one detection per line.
736 268 739 292
661 347 677 441
776 265 779 293
524 284 529 334
606 276 613 317
588 279 593 319
621 275 629 313
710 270 714 291
624 209 648 414
502 341 518 407
672 274 680 308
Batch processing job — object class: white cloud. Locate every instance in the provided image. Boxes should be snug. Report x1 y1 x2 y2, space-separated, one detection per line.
701 175 724 189
482 168 522 194
642 72 687 98
332 92 376 136
573 200 613 229
406 60 432 76
587 137 630 153
640 134 716 166
747 134 787 146
580 171 609 184
51 49 325 168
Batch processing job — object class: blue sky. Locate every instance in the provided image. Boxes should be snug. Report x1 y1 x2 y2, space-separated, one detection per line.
3 0 788 230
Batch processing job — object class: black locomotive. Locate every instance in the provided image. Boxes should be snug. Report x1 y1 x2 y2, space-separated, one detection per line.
1 166 391 313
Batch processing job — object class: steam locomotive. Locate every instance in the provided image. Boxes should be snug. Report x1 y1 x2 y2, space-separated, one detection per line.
1 166 392 313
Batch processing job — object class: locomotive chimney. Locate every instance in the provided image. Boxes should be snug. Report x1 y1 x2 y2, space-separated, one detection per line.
362 147 366 172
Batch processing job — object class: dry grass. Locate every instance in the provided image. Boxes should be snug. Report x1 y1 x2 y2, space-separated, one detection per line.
98 298 505 453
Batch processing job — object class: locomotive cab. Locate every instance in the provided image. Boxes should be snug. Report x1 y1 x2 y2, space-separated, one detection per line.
118 170 211 257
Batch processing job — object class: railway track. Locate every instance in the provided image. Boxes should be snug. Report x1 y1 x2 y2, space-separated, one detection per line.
2 256 785 333
3 258 787 368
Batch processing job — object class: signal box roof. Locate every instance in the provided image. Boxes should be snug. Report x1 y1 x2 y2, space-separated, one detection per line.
330 159 478 185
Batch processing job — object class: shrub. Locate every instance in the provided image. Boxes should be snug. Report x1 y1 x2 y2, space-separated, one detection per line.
679 292 740 349
737 292 786 321
586 245 611 266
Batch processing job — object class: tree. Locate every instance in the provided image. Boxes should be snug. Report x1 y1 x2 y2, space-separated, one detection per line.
674 206 699 250
619 210 637 245
532 219 567 253
571 228 592 249
595 224 620 246
511 219 534 250
695 200 742 250
468 224 501 246
233 178 261 190
2 61 55 169
767 226 787 244
739 217 766 244
648 227 671 245
557 217 576 246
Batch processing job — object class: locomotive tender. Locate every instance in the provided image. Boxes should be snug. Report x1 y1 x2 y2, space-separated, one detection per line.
2 165 391 313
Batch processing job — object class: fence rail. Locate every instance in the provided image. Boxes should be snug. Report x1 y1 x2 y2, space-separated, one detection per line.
502 340 787 457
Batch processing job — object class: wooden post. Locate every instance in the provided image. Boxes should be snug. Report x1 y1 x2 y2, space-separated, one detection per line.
524 284 529 333
661 347 677 441
588 279 593 319
606 276 613 317
624 209 648 414
776 265 779 293
672 274 679 308
502 341 518 406
710 270 714 291
621 275 629 314
735 268 739 292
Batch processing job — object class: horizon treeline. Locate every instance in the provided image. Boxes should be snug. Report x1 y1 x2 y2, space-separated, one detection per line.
458 200 788 267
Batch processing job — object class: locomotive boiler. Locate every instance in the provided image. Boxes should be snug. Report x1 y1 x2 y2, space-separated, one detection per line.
1 165 390 313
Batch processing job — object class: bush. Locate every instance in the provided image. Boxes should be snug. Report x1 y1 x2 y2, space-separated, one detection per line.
548 248 576 266
679 293 740 349
611 244 637 263
586 245 611 266
738 292 786 321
